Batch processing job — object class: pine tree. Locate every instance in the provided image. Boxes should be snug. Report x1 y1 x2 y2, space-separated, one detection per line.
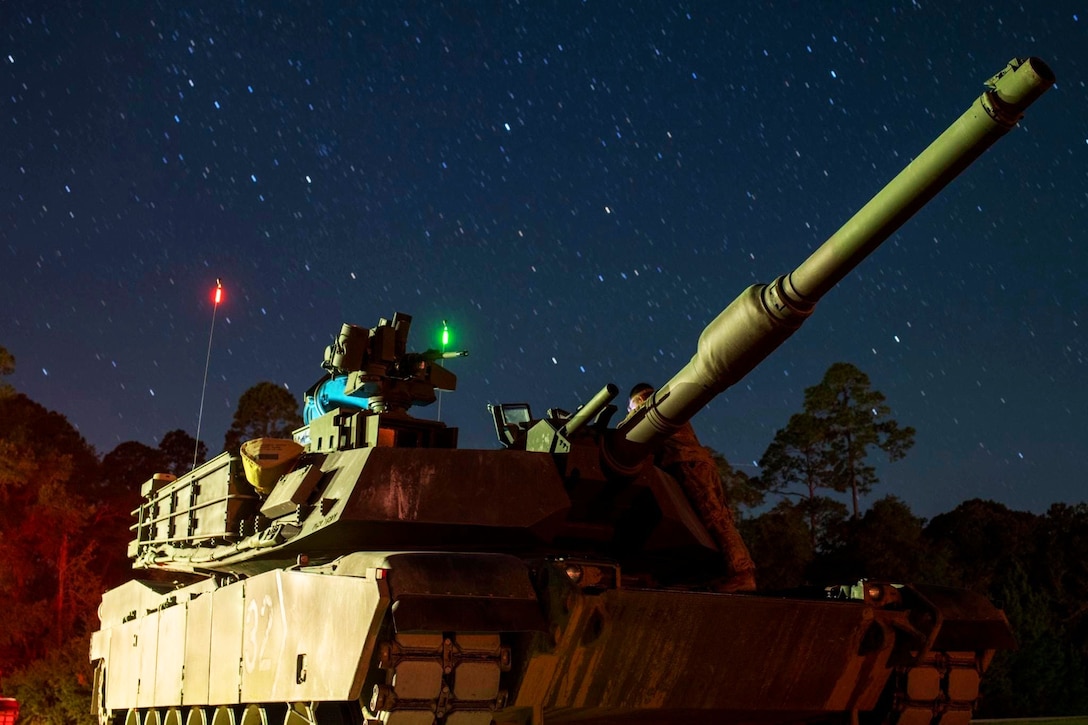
804 363 914 518
222 381 303 454
757 362 914 523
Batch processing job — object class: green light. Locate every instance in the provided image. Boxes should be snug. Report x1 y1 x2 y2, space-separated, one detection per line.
441 320 449 348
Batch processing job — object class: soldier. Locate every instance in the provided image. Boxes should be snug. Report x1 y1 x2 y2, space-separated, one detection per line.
628 383 757 592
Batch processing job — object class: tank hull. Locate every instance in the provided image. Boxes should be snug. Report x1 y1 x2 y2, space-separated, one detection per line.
90 553 1011 725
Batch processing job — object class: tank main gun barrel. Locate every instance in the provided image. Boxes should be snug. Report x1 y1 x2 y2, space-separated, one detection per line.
603 57 1054 475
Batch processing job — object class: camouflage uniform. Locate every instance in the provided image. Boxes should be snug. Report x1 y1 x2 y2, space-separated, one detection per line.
657 422 757 592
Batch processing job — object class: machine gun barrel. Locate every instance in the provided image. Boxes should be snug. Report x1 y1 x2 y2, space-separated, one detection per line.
603 57 1054 474
423 350 470 361
561 383 619 438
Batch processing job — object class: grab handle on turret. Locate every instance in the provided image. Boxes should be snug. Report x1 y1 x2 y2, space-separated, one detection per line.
602 57 1054 476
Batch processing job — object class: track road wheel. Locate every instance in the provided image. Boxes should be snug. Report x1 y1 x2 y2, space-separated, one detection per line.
186 708 210 725
211 706 239 725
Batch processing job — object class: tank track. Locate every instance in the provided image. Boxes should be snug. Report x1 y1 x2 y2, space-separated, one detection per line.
97 640 989 725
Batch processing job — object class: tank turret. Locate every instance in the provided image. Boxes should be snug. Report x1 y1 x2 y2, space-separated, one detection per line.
92 58 1052 725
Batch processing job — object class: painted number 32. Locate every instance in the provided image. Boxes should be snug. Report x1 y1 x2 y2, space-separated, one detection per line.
244 594 275 674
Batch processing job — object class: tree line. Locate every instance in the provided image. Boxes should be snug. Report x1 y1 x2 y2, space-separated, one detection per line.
0 350 302 723
722 363 1088 716
0 347 1084 721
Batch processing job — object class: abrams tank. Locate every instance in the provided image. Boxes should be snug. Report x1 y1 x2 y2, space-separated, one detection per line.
90 57 1053 725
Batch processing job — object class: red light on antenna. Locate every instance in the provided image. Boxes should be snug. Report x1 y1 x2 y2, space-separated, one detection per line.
213 279 224 305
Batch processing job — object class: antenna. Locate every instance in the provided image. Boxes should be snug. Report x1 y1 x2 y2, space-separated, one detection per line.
436 319 449 421
194 278 223 468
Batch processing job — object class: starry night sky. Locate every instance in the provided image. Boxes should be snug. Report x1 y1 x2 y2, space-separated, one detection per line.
3 2 1085 520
